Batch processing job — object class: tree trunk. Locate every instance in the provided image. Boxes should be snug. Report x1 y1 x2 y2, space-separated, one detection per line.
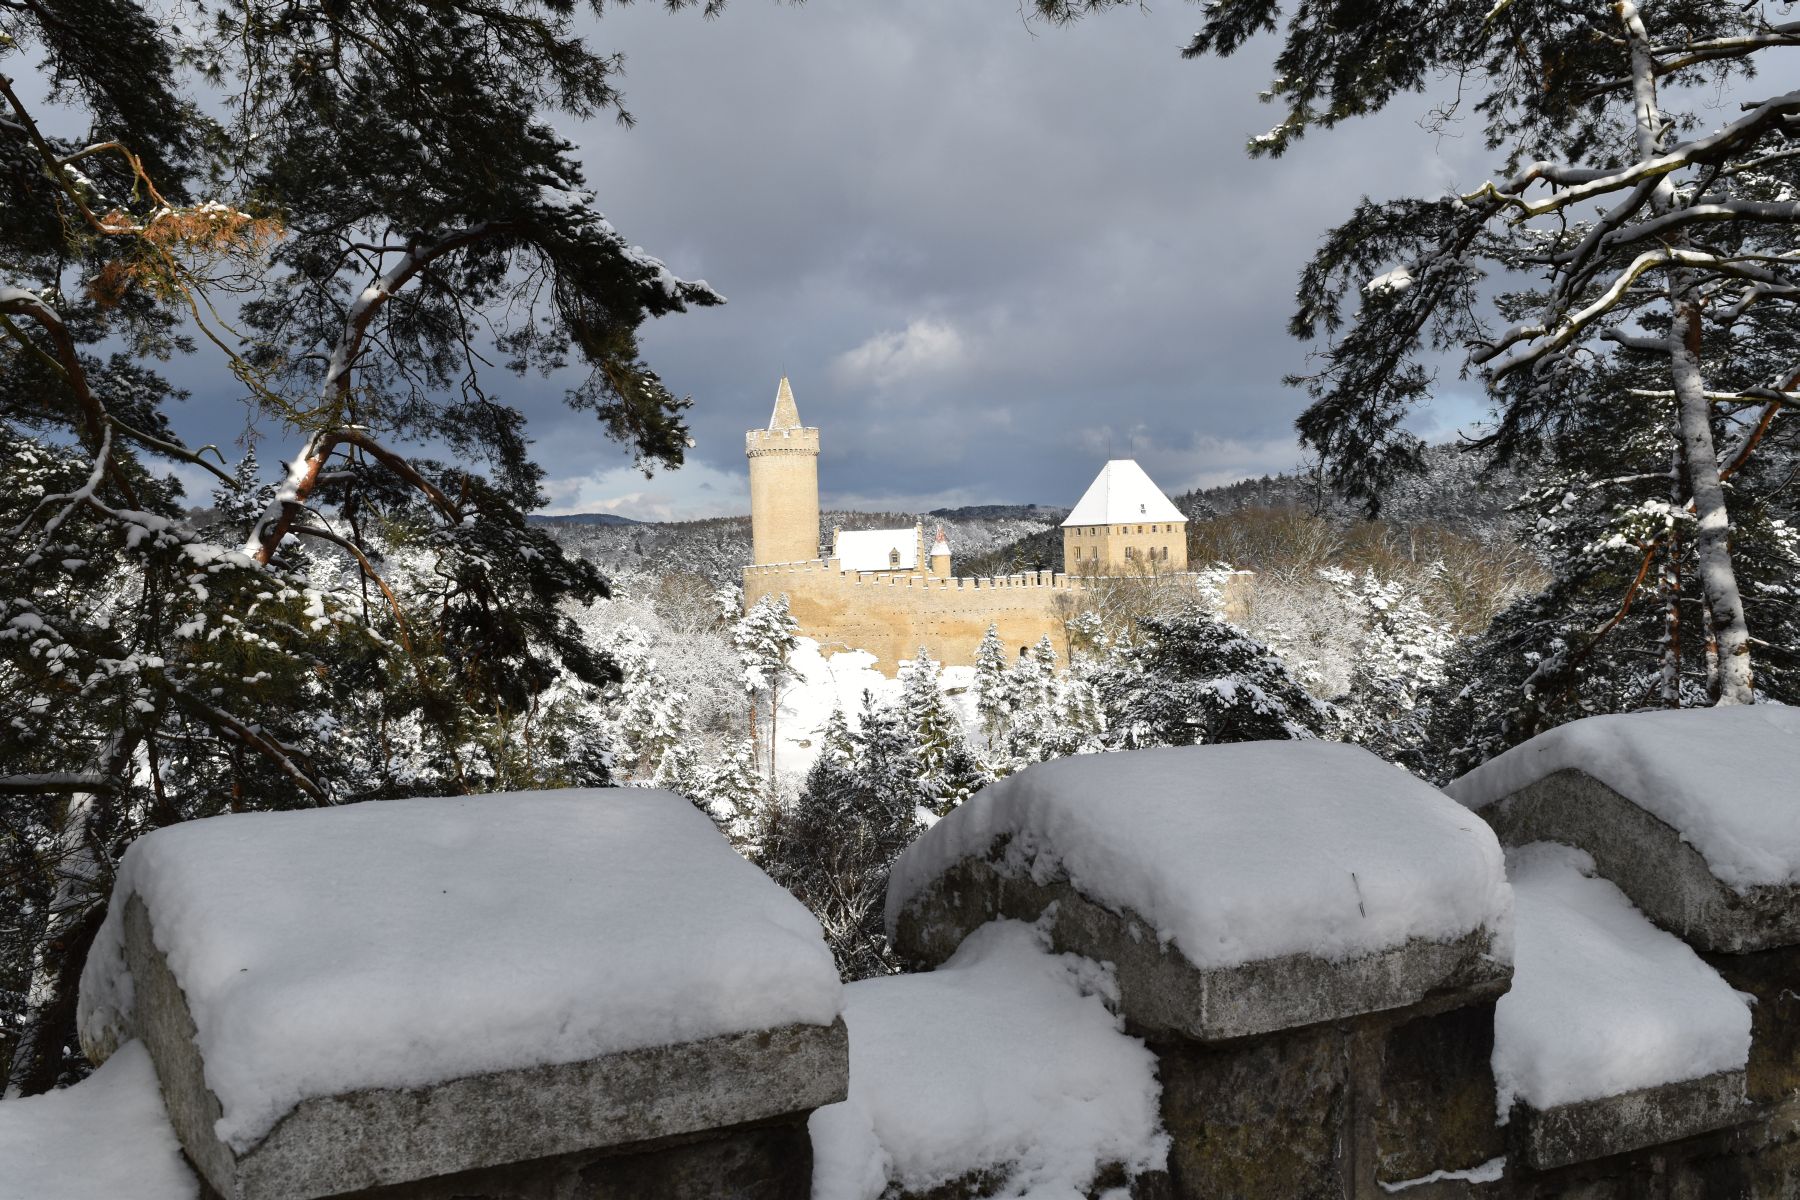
1658 442 1683 706
1622 0 1756 704
1668 297 1754 703
768 682 779 798
4 731 132 1098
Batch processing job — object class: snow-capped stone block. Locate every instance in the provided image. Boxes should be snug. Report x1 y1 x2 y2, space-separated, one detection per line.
886 743 1513 1041
77 789 847 1200
809 920 1168 1200
0 1040 199 1200
1447 705 1800 953
1497 844 1752 1170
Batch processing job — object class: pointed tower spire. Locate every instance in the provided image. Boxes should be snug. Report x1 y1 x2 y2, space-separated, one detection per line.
769 376 802 430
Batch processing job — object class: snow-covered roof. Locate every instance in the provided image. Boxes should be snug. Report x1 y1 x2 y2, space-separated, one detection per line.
79 790 843 1154
888 742 1511 971
1495 843 1750 1111
929 529 951 557
1061 460 1185 527
836 528 918 571
1446 704 1800 890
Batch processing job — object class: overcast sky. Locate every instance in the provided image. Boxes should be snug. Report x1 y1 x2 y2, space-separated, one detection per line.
175 0 1506 519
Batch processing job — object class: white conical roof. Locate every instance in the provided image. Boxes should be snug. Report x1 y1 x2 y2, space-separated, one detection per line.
1061 460 1185 526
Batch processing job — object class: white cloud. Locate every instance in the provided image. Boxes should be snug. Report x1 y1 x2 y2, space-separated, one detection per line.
538 458 747 522
830 317 968 390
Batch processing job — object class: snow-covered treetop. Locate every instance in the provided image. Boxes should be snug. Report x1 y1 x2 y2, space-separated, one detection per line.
1060 461 1186 527
1447 705 1800 891
78 790 842 1153
887 742 1511 971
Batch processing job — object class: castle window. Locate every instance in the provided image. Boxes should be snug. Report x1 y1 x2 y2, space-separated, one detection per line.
888 548 900 568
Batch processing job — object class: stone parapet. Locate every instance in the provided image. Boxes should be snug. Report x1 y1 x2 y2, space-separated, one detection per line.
1479 768 1800 954
891 852 1510 1043
127 892 848 1200
75 791 849 1200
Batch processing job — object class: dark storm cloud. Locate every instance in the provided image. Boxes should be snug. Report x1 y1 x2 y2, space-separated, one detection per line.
164 1 1502 517
522 0 1503 517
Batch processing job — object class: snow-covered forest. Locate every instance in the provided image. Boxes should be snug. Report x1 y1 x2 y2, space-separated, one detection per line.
5 0 1800 1159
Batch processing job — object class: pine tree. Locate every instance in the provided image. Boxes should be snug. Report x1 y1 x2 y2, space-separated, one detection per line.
971 624 1014 751
1097 607 1335 747
1421 347 1800 780
691 740 764 848
1 0 726 1093
1003 636 1065 764
898 649 987 815
210 449 277 529
1042 0 1800 703
1326 568 1453 771
756 706 906 980
605 626 691 782
733 594 803 787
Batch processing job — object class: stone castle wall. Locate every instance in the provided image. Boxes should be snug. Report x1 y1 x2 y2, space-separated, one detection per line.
743 559 1237 672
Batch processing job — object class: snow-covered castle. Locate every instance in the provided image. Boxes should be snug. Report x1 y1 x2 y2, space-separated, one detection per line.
742 377 1219 673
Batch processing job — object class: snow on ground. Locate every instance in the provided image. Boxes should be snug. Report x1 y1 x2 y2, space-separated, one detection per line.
809 919 1167 1200
1494 843 1751 1113
78 790 842 1153
775 637 977 781
0 1040 197 1200
1446 704 1800 890
887 743 1512 970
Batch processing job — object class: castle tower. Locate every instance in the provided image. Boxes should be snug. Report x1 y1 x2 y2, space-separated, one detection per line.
746 377 821 565
929 526 952 578
1061 459 1189 574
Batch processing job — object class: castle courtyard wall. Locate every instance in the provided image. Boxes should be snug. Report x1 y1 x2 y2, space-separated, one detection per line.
744 560 1239 673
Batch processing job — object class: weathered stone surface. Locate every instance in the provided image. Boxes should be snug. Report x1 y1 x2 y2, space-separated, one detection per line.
1481 769 1800 954
892 852 1510 1042
1513 1069 1751 1171
125 896 849 1200
888 1161 1173 1200
195 1113 817 1200
1153 1022 1349 1200
1373 1001 1508 1188
1703 942 1800 1106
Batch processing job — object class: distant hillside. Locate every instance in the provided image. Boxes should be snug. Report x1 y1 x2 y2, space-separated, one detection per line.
528 512 642 527
543 508 1061 589
958 443 1531 579
927 503 1068 522
1174 444 1525 536
540 443 1532 591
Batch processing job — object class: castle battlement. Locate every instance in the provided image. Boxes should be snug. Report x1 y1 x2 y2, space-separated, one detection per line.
745 426 820 456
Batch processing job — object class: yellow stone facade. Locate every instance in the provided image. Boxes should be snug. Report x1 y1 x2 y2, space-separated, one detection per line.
1062 521 1189 575
743 379 1226 674
745 378 821 566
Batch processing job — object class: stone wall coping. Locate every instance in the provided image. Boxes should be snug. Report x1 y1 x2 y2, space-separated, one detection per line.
1514 1068 1751 1171
892 856 1510 1043
123 894 849 1200
1485 770 1800 953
